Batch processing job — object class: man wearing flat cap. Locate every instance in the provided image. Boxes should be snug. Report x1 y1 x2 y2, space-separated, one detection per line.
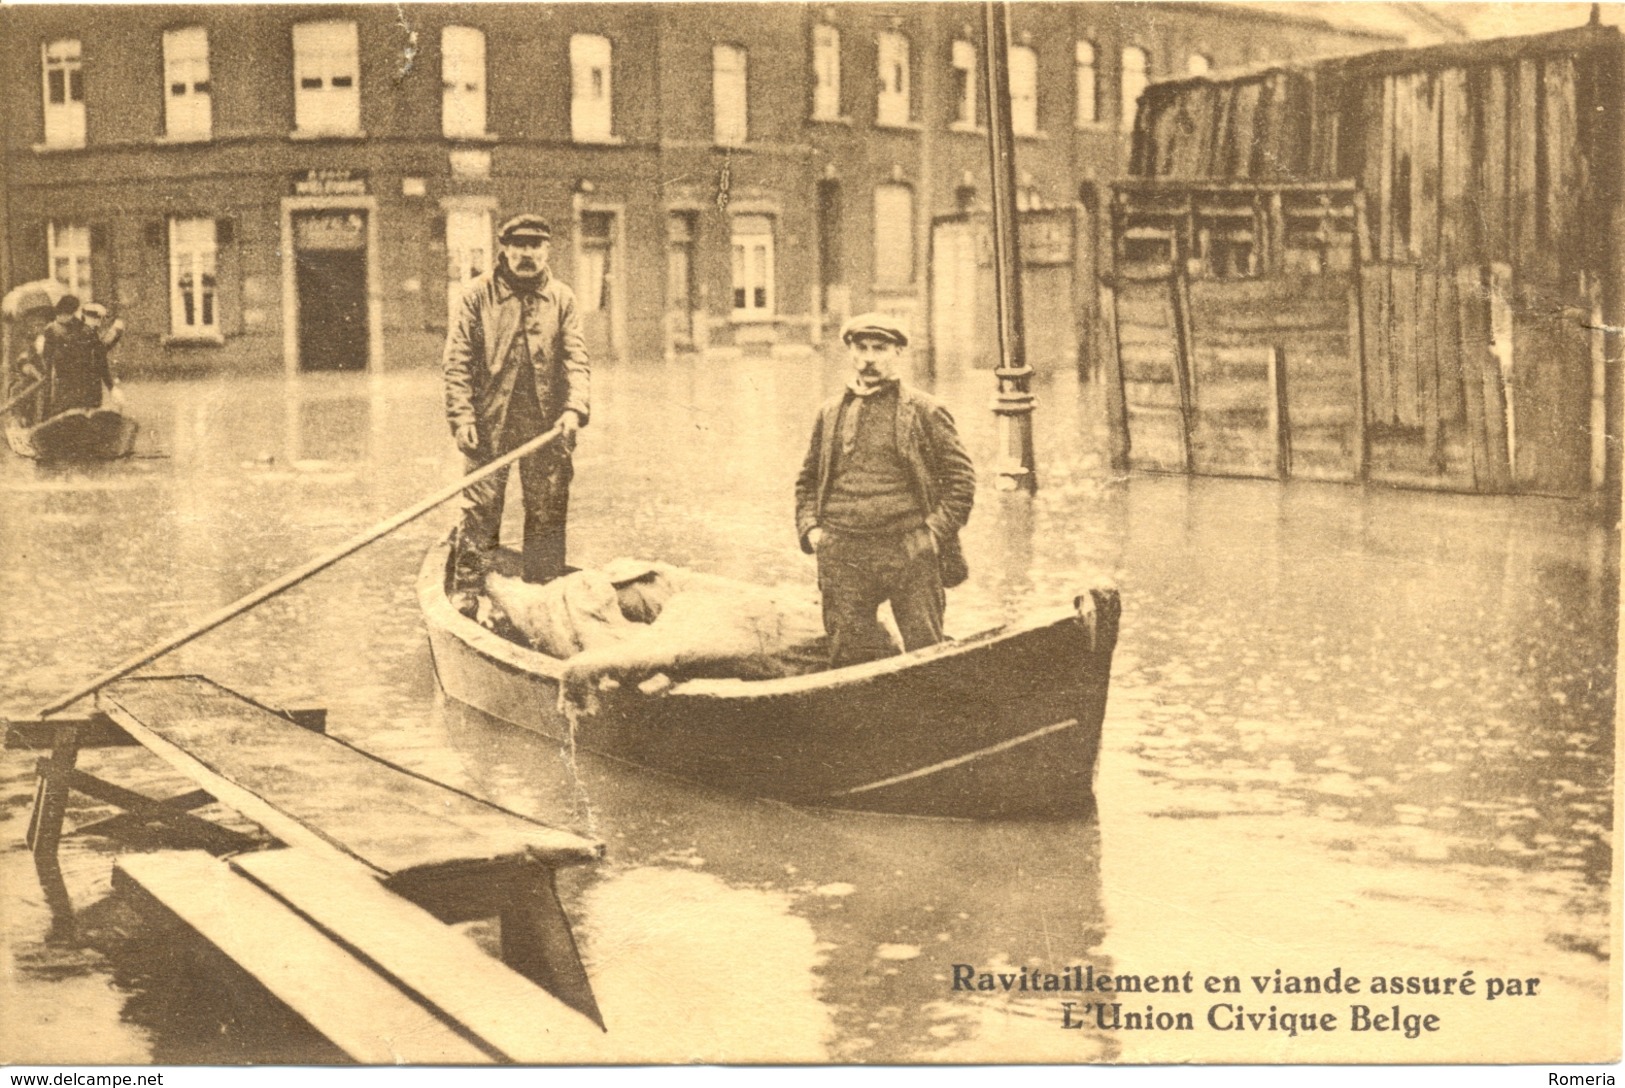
795 312 976 668
443 213 590 614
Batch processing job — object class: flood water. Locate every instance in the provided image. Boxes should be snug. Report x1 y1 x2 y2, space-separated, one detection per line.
0 357 1615 1065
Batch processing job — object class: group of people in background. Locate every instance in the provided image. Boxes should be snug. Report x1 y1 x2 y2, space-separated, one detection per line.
442 212 975 671
9 294 123 427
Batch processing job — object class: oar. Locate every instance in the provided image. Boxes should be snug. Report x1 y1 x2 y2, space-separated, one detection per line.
0 377 45 416
36 423 568 717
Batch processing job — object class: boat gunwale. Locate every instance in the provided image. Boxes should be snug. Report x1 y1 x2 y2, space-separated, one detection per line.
416 536 1112 702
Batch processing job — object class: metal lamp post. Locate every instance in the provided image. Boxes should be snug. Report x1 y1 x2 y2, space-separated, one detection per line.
981 0 1038 493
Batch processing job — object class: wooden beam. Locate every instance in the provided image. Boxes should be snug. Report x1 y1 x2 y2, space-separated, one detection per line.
6 705 325 751
1349 280 1370 481
1267 346 1291 479
1168 269 1196 474
1098 281 1131 471
114 851 496 1065
232 849 607 1062
65 771 255 853
25 723 80 862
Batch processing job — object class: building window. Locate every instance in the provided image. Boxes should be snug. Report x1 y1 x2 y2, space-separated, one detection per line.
570 34 614 142
162 27 211 141
1075 40 1098 125
1121 45 1149 129
730 215 774 317
42 39 86 148
1010 44 1038 135
49 222 92 300
445 208 491 322
1187 53 1212 77
812 24 841 121
876 30 911 127
950 40 976 128
169 217 218 335
873 183 914 285
713 44 748 146
441 26 486 138
293 20 360 136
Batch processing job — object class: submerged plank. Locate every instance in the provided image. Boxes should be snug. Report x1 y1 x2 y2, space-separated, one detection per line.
115 851 494 1065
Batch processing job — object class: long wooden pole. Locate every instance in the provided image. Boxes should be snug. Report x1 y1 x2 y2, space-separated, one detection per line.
981 0 1038 493
37 424 566 717
0 377 44 417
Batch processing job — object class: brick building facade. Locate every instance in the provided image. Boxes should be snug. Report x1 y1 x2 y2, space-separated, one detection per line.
1 4 1397 376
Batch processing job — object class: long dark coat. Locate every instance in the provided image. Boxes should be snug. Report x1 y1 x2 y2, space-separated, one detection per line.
442 263 591 455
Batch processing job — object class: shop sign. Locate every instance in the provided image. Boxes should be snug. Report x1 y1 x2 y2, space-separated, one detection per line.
1020 211 1073 265
292 169 370 197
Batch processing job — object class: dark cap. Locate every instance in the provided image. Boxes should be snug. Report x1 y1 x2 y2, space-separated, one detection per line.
840 311 909 347
55 294 81 316
498 214 553 243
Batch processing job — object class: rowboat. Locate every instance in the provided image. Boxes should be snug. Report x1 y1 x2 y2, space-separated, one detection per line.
418 535 1120 818
6 407 138 461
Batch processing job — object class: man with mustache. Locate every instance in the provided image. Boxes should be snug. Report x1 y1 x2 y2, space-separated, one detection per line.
794 313 976 668
443 214 590 616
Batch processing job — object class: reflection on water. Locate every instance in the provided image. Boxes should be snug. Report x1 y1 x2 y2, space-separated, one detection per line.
0 363 1614 1064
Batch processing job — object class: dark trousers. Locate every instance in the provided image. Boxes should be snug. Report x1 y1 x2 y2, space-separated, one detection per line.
816 527 945 669
452 385 572 590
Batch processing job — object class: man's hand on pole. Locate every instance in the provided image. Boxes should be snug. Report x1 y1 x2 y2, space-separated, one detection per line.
557 409 583 453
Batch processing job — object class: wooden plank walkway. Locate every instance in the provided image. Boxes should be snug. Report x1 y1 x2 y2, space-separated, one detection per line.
16 674 609 1049
114 851 496 1065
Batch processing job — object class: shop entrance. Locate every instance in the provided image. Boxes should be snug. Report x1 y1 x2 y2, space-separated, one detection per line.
293 210 369 372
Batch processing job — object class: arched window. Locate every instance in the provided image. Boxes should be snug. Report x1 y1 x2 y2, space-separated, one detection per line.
571 33 614 142
1120 45 1149 128
812 24 841 120
877 29 911 126
1009 45 1038 135
441 26 486 137
713 44 748 145
1075 40 1097 126
873 183 914 285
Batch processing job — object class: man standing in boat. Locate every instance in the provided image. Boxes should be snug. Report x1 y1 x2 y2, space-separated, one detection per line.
40 294 108 416
443 214 590 617
795 313 976 668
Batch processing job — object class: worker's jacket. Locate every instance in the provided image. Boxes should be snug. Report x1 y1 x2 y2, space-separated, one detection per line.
795 382 976 587
443 263 590 455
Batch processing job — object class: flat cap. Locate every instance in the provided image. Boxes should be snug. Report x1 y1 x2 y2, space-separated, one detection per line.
840 311 909 347
498 214 552 242
55 294 81 315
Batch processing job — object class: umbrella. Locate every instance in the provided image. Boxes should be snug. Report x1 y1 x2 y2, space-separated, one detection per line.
2 279 68 321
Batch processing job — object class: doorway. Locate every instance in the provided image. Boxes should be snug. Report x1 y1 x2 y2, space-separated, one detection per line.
666 212 697 353
578 210 618 361
293 210 368 372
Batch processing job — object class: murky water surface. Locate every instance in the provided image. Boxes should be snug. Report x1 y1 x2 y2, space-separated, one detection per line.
0 360 1614 1064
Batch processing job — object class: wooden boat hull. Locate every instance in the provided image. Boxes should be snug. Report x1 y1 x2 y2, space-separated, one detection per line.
418 538 1119 818
6 408 138 461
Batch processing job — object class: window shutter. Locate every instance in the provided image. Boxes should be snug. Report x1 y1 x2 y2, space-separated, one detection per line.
430 214 446 244
145 221 166 247
216 218 236 246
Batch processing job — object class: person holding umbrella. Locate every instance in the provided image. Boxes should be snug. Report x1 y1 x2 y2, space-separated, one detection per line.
0 280 65 428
